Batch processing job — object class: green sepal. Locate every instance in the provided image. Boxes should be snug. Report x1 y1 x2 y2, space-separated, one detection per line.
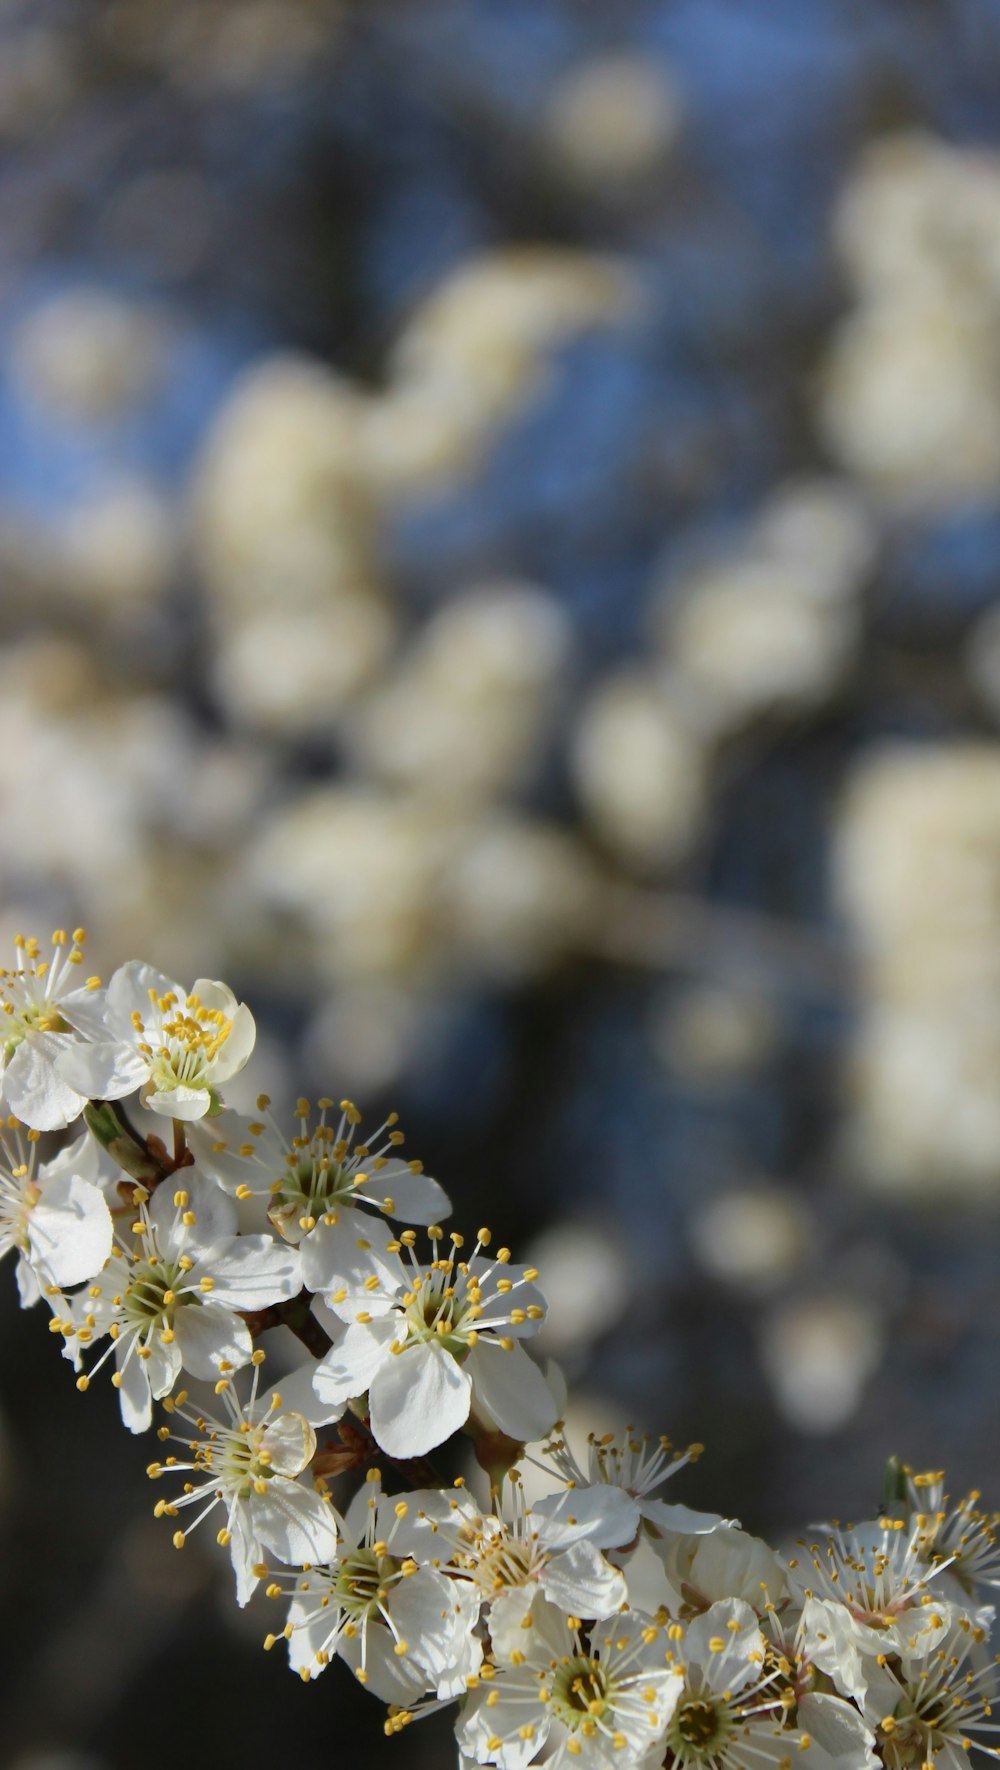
881 1455 909 1519
83 1100 166 1186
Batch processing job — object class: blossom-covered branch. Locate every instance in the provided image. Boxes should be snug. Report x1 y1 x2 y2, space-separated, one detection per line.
4 930 999 1770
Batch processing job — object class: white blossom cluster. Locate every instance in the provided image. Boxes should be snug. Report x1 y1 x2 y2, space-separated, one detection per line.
5 930 1000 1769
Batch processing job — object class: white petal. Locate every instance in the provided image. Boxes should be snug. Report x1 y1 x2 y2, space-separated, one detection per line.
251 1481 339 1568
186 1111 279 1194
212 1003 256 1082
358 1159 451 1225
260 1363 346 1427
682 1600 764 1696
312 1318 396 1407
458 1683 549 1770
106 961 179 1035
259 1411 317 1477
486 1585 536 1661
173 1303 252 1378
229 1505 262 1607
57 1038 147 1102
4 1034 87 1131
27 1174 113 1289
145 1084 213 1121
368 1339 471 1458
149 1169 237 1248
15 1254 40 1307
115 1344 152 1433
798 1692 880 1769
201 1235 301 1309
306 1215 403 1313
642 1498 734 1536
189 978 239 1016
464 1340 557 1443
338 1622 432 1707
387 1568 467 1679
59 984 112 1041
540 1540 627 1618
534 1484 640 1549
145 1335 182 1399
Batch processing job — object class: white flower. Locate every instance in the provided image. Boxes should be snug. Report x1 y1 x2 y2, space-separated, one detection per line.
0 928 106 1130
397 1473 631 1648
148 1353 339 1605
68 1171 301 1431
311 1223 556 1458
58 960 256 1121
758 1603 880 1769
788 1520 964 1704
457 1601 683 1770
273 1470 482 1703
0 1115 112 1305
637 1599 799 1770
543 1428 728 1547
902 1466 1000 1595
652 1523 788 1620
861 1613 1000 1768
186 1093 450 1285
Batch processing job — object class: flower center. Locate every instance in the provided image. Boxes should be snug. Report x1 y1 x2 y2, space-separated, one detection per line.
122 1259 193 1332
550 1656 609 1728
203 1426 274 1499
401 1271 477 1354
334 1548 399 1620
270 1148 354 1233
665 1695 731 1760
472 1529 539 1595
138 990 232 1090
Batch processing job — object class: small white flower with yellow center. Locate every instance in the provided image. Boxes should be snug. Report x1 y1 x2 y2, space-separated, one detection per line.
862 1614 1000 1768
457 1601 683 1770
0 929 106 1130
788 1520 965 1705
759 1604 880 1770
311 1223 556 1459
0 1113 113 1305
270 1469 482 1703
397 1473 632 1653
58 960 256 1121
147 1352 339 1605
541 1429 727 1548
903 1466 1000 1597
636 1599 799 1770
68 1171 301 1432
186 1094 450 1287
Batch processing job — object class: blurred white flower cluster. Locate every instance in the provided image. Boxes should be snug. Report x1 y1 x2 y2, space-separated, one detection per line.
820 132 1000 507
6 933 1000 1770
0 251 648 1093
837 743 1000 1197
572 477 876 873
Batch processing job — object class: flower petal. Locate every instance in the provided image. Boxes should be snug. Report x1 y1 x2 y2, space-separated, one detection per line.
368 1339 470 1458
115 1344 152 1433
259 1410 317 1478
201 1235 301 1310
4 1033 87 1131
57 1038 148 1102
312 1318 396 1408
27 1173 113 1289
464 1340 557 1444
252 1481 339 1569
539 1539 627 1618
358 1158 451 1225
173 1303 252 1379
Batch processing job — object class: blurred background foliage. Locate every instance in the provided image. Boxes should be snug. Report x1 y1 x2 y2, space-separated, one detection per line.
3 0 1000 1766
